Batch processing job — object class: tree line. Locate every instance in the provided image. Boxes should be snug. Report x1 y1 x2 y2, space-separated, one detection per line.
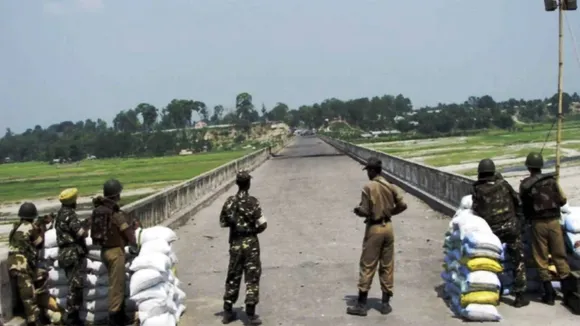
1 90 578 163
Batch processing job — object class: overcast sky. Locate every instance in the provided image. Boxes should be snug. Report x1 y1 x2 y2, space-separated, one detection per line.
1 0 579 133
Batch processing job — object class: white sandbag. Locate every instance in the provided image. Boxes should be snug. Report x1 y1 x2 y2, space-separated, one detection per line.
84 299 109 313
174 303 186 320
452 212 492 236
466 271 501 288
173 286 186 304
130 269 169 296
84 286 108 300
79 310 108 324
562 203 571 214
44 229 58 248
87 249 101 262
463 231 502 253
87 259 107 275
131 282 172 304
459 195 473 210
130 252 172 273
48 285 69 298
43 247 59 260
85 237 93 246
48 268 68 285
141 312 176 326
462 304 501 321
139 238 172 255
85 274 109 287
564 210 580 233
137 297 177 321
140 226 178 245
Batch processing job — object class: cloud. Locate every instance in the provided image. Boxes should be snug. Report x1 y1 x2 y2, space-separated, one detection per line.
42 0 103 15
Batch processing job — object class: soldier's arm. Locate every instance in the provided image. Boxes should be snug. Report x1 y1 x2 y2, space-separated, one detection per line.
112 212 137 245
68 213 88 240
389 184 408 216
252 199 267 234
30 226 44 249
219 197 235 228
354 185 372 218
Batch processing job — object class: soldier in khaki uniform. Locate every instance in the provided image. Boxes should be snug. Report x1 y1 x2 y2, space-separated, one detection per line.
91 179 138 326
519 152 572 305
347 157 407 317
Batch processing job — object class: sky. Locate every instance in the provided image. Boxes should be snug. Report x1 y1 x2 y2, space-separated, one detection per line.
1 0 579 133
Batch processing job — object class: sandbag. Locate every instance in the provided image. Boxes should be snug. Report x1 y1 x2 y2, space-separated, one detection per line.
173 285 186 304
138 297 177 321
452 213 492 237
44 229 58 248
48 285 68 298
47 269 68 286
459 195 473 210
85 274 108 287
131 281 172 304
465 271 501 290
175 303 186 320
141 312 176 326
461 244 502 260
84 299 109 313
130 269 169 296
460 257 503 273
43 247 59 260
79 310 108 324
463 232 502 253
87 249 102 262
139 226 178 245
87 260 107 275
130 252 172 273
462 304 501 321
460 291 499 307
564 212 580 233
84 286 108 300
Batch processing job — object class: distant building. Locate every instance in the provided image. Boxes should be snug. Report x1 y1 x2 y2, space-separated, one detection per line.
194 121 208 129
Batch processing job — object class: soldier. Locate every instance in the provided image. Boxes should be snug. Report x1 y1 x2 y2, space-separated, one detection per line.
471 159 529 307
55 188 89 325
519 152 572 305
7 202 45 326
91 179 138 326
347 157 407 317
220 170 267 325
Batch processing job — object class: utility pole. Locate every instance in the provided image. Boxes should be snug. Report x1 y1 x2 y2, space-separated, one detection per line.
544 0 577 182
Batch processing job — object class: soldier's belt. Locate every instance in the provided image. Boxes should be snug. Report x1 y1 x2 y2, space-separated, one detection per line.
231 231 257 237
366 217 391 225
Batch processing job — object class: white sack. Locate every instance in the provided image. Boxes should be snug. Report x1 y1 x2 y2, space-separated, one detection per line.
175 304 186 321
130 269 169 296
87 249 101 262
452 212 492 237
173 286 186 304
48 285 69 298
43 247 59 260
459 195 473 210
79 310 108 324
131 282 172 304
562 203 571 214
466 271 501 288
139 226 178 245
564 210 580 233
130 252 172 273
85 274 109 287
137 297 177 321
463 231 502 253
141 312 176 326
87 260 107 275
48 268 68 285
462 304 501 321
84 286 108 300
139 238 178 265
44 229 58 248
84 299 109 313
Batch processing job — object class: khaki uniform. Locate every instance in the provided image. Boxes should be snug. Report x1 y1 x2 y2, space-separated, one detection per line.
520 173 570 281
356 176 404 295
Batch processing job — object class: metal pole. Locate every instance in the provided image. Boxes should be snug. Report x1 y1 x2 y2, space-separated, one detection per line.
556 0 564 182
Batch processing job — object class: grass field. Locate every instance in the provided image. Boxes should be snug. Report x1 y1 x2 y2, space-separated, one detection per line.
360 121 580 175
0 150 253 203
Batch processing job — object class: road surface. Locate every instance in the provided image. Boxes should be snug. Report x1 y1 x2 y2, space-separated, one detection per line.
173 137 578 325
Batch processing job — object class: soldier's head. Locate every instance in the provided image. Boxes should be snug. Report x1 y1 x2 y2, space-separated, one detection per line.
58 188 78 209
103 179 123 202
477 158 496 180
235 170 252 191
18 202 38 221
525 152 543 174
363 157 382 180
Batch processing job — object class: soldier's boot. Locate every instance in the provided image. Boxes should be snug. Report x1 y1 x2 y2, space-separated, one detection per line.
380 292 393 315
512 292 530 308
346 291 368 316
221 302 237 324
246 304 262 325
541 281 556 306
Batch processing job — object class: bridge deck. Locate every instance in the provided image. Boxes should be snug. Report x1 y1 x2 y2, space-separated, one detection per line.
173 137 577 325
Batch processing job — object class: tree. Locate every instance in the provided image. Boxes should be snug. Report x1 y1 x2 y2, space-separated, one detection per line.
210 105 224 124
135 103 158 131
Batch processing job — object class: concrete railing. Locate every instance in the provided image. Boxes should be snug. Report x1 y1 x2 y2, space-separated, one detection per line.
0 137 292 325
319 135 474 216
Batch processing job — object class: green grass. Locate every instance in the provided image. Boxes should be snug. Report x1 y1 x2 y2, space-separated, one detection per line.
0 150 252 203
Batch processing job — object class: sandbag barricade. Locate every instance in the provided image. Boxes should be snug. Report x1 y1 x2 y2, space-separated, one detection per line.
129 226 186 325
441 195 503 321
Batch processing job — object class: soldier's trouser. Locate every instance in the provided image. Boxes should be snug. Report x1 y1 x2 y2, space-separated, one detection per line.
102 247 126 312
358 222 394 295
531 218 570 281
499 234 527 294
9 269 41 323
223 237 261 305
62 258 86 316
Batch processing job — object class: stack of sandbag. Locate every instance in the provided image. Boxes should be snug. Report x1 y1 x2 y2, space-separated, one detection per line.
129 226 186 325
441 195 503 322
562 204 580 269
42 228 137 325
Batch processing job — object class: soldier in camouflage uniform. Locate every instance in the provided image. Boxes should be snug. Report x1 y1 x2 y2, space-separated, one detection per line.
519 152 572 305
55 188 89 325
220 171 268 325
471 159 530 307
7 202 45 326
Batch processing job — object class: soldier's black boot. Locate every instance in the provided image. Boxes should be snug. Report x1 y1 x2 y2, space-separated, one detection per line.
512 292 530 308
222 302 237 324
246 304 262 325
346 291 368 316
380 292 393 315
541 281 556 306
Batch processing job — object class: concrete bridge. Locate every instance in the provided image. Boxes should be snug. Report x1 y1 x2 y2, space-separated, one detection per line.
1 136 578 325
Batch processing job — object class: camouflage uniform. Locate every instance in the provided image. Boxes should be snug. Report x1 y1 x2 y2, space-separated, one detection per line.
471 159 528 307
519 152 571 305
55 188 88 325
7 203 45 325
220 171 267 325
